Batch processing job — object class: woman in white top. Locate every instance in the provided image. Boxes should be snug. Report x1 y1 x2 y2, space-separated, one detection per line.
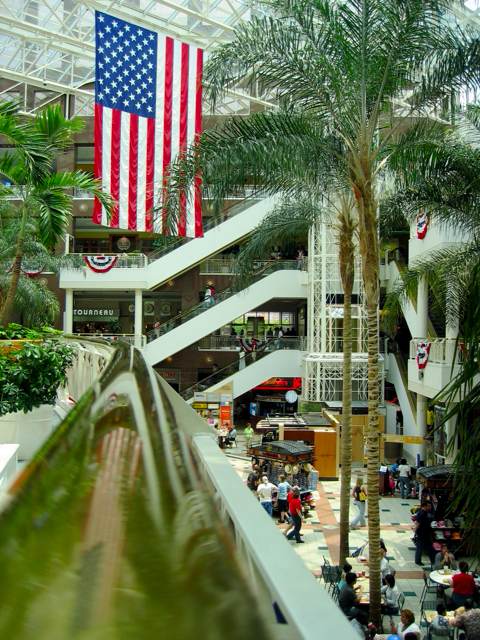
397 458 411 499
396 609 421 639
381 574 400 615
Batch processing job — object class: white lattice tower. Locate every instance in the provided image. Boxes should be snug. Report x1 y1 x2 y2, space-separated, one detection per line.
304 217 371 403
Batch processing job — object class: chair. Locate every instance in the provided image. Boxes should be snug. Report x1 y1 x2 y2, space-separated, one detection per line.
421 597 441 628
421 569 439 602
330 583 340 603
382 592 405 629
321 565 341 594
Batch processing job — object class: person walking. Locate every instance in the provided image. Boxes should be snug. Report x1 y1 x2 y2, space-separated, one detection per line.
350 477 367 529
276 474 291 524
398 458 411 499
243 423 254 450
286 486 304 543
256 475 277 516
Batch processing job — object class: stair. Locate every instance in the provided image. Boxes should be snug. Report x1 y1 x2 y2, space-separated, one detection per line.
143 265 307 365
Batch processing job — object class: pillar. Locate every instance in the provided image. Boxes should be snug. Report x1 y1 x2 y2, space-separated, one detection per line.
134 289 143 348
416 393 427 463
416 276 428 338
64 289 73 334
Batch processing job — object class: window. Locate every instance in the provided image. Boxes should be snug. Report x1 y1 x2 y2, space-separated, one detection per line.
75 145 94 172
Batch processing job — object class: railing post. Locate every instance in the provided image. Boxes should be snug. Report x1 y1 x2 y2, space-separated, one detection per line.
134 289 143 349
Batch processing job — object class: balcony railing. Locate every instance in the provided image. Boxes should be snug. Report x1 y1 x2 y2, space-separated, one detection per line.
147 260 304 342
409 337 464 365
182 336 306 400
198 334 306 351
0 335 352 638
199 258 236 275
73 332 147 348
62 252 148 269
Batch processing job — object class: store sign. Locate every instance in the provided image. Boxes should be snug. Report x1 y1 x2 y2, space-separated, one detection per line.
73 301 119 322
255 377 302 392
157 368 180 384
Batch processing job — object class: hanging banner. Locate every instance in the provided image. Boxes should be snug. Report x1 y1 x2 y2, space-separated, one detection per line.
416 211 429 240
416 340 431 369
83 255 119 273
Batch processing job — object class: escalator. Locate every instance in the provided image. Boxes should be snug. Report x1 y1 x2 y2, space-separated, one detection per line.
143 261 308 365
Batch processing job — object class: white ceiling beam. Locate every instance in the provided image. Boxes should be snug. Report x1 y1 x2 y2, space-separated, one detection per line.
0 67 93 97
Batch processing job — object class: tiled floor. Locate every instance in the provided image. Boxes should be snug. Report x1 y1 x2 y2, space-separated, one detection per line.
226 437 446 629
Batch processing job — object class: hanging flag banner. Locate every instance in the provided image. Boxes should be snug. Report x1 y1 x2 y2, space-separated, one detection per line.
416 340 431 369
83 255 119 273
92 11 203 237
238 337 267 353
416 211 429 239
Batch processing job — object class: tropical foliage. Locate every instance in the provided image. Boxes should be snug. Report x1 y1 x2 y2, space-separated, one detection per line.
161 0 478 621
0 104 111 325
0 340 75 415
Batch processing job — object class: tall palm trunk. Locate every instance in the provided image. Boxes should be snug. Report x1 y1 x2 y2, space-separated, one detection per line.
338 205 355 565
355 173 382 626
0 204 27 325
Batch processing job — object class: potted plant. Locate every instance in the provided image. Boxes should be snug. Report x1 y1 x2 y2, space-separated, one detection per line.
0 337 75 459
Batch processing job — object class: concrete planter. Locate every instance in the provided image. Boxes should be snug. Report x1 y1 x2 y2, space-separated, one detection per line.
0 405 56 461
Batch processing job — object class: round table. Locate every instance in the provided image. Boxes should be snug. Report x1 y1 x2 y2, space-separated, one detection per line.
429 569 455 587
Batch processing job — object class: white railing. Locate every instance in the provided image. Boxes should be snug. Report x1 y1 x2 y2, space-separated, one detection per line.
60 336 115 402
199 258 236 275
63 253 148 269
409 338 464 365
73 333 147 348
198 335 306 351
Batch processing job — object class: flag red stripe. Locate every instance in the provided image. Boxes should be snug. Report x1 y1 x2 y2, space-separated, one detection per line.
110 108 121 228
162 37 174 234
145 117 155 233
178 42 189 237
194 48 203 238
128 114 138 230
93 102 103 223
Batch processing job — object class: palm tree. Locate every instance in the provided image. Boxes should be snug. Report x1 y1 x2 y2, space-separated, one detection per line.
234 193 356 565
0 105 111 325
162 1 475 621
0 207 61 326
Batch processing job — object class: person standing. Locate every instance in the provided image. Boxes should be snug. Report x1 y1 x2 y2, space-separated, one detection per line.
243 423 254 450
257 475 277 516
286 486 304 543
204 285 215 307
276 474 291 524
398 458 411 499
414 502 435 566
247 464 260 492
350 477 367 529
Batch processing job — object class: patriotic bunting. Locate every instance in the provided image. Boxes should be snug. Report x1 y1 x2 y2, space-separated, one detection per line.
83 255 119 273
416 340 431 369
416 211 429 239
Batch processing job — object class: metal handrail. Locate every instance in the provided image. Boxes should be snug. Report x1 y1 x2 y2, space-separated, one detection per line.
181 337 306 400
146 195 264 263
0 337 354 638
74 332 147 347
409 337 464 365
147 260 303 342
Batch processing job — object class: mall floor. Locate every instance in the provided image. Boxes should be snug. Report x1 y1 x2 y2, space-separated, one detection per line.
227 434 442 631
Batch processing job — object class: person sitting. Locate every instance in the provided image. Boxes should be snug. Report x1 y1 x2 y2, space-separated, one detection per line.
338 572 360 619
451 598 480 639
381 574 400 615
451 562 476 608
380 547 394 581
350 609 367 639
434 544 457 571
338 562 353 591
226 427 237 446
430 602 451 637
395 609 421 639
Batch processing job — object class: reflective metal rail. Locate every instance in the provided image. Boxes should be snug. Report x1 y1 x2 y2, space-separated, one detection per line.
0 338 355 639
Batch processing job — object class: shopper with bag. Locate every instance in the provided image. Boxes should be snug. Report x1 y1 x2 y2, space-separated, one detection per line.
350 477 367 529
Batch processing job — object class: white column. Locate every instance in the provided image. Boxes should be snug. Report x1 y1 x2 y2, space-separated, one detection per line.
416 276 428 338
416 393 427 463
320 222 327 352
64 289 73 334
134 289 143 349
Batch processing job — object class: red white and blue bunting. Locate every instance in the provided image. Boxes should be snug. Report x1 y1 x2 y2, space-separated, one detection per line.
416 340 431 370
238 337 267 353
416 211 429 240
83 255 118 273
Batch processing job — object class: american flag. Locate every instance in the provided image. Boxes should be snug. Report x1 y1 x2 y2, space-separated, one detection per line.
92 11 203 237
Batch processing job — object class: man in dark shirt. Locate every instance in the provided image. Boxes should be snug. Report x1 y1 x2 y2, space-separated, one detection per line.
415 502 435 565
339 572 359 618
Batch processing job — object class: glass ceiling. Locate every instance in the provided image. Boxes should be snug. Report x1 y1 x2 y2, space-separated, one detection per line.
0 0 267 115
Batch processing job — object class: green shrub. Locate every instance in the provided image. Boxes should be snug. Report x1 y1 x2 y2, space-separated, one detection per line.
0 323 62 341
0 340 75 415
